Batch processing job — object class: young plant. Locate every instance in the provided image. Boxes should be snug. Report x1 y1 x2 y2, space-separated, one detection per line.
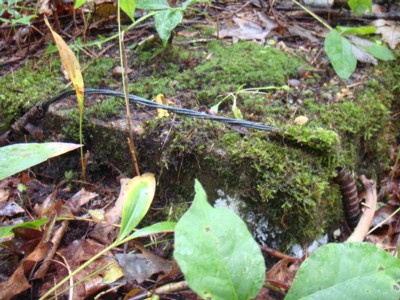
292 0 394 79
40 173 176 299
44 18 87 180
74 0 210 48
0 0 36 26
211 85 289 119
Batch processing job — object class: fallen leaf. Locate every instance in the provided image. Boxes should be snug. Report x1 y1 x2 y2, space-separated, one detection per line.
294 116 309 125
153 94 170 118
89 178 130 244
372 20 400 50
351 44 377 65
66 188 98 214
266 257 302 291
217 17 270 43
116 248 172 283
40 239 114 299
0 201 24 217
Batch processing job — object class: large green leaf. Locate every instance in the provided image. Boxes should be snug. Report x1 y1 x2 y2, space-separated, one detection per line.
136 0 170 10
120 0 136 21
324 30 357 79
117 173 156 241
0 218 48 241
154 9 183 47
336 26 376 35
361 44 395 61
0 143 82 180
286 243 400 300
74 0 87 8
348 0 372 16
174 180 265 300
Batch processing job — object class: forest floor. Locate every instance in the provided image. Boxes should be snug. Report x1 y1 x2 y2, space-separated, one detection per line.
1 1 400 299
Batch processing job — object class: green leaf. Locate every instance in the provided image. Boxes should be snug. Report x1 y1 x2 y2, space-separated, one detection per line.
124 221 176 241
286 243 400 300
232 96 243 120
182 0 209 8
12 15 36 26
360 44 395 61
120 0 136 22
348 0 372 16
0 143 83 180
136 0 170 10
154 9 183 47
0 218 48 241
74 0 88 9
174 180 265 300
324 30 357 79
117 173 156 241
336 26 376 35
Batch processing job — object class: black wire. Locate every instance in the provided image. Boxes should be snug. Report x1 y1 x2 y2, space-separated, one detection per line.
43 88 280 132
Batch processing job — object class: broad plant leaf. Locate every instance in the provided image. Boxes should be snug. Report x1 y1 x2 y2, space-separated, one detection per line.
348 0 372 16
0 143 82 180
324 30 357 79
74 0 87 8
0 218 48 241
286 242 400 300
154 9 183 47
120 0 136 21
136 0 170 10
117 173 156 241
174 180 265 300
337 26 375 35
360 44 395 61
44 17 84 114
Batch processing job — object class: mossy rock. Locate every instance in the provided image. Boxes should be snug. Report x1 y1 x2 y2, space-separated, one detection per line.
1 40 399 249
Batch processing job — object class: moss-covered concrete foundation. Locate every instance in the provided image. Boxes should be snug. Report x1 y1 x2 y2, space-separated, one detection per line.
1 39 398 249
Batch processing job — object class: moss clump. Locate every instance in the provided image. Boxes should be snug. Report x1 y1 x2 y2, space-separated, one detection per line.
0 58 63 131
129 41 302 106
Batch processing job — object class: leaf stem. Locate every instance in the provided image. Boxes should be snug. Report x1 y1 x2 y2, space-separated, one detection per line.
291 0 333 31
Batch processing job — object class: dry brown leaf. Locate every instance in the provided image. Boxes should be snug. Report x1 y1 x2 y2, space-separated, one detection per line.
372 20 400 50
217 17 270 43
351 44 377 65
266 257 302 291
66 188 98 214
0 200 24 217
40 239 114 299
89 178 130 244
0 264 31 299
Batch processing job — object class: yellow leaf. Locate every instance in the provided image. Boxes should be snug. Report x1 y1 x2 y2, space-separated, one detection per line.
44 17 84 112
153 94 169 118
103 262 124 284
294 116 309 126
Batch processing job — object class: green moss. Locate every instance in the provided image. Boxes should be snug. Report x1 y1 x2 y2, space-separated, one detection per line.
129 41 302 106
0 58 63 131
87 97 124 120
83 58 118 88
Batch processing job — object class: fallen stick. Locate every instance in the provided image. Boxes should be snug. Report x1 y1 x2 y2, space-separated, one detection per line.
347 175 377 242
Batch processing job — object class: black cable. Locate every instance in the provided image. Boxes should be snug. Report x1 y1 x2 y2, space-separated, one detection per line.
43 88 280 132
